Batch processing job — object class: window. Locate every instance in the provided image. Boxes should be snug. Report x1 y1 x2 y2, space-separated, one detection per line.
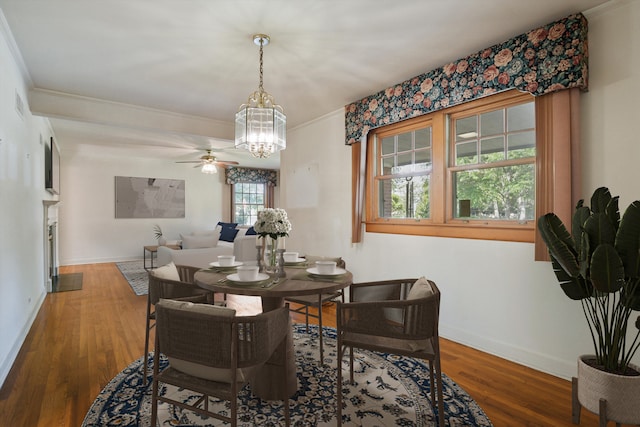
450 100 535 221
377 126 432 219
364 90 540 242
232 182 266 225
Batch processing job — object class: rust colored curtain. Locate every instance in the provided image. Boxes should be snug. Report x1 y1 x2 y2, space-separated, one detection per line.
351 140 366 243
534 88 581 261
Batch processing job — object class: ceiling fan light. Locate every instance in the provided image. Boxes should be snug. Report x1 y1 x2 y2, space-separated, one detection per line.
234 34 286 159
201 163 217 174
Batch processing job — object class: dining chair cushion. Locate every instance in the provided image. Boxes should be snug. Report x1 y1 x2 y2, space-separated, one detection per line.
408 276 434 300
168 358 259 384
153 262 180 281
343 330 433 354
157 299 247 383
158 298 236 316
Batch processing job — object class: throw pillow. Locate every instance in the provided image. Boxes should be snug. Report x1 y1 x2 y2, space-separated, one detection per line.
408 276 434 300
219 227 239 242
152 262 180 281
245 226 257 235
217 221 238 230
181 234 219 249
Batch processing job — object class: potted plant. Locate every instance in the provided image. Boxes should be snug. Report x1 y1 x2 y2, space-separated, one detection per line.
538 187 640 425
153 224 166 246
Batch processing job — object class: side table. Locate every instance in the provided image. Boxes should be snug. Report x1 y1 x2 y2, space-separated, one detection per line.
143 244 180 270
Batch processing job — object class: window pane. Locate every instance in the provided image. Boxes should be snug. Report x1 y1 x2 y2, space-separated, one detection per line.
456 116 477 140
453 164 535 220
381 137 395 155
415 128 431 149
507 131 535 159
480 110 503 136
382 156 394 175
378 175 430 219
480 136 505 163
397 132 412 152
507 102 535 131
415 149 431 165
397 152 412 168
456 141 477 165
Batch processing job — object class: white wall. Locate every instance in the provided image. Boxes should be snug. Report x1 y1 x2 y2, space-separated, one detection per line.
59 145 231 264
280 0 640 380
0 12 55 385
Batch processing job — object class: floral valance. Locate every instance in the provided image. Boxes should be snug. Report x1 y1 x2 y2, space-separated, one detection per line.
225 167 278 186
344 13 588 145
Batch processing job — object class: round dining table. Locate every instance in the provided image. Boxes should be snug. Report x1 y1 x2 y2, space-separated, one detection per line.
194 265 352 401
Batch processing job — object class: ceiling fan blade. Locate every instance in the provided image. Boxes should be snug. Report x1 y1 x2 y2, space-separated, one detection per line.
215 160 240 166
175 160 203 164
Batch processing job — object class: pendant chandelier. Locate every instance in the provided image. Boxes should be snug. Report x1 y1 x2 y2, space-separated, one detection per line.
234 34 286 159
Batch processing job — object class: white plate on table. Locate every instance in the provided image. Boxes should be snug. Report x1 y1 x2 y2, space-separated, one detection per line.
209 261 243 268
226 272 270 284
306 267 347 277
284 258 307 265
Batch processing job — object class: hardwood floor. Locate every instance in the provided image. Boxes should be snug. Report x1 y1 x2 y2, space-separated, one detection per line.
0 263 610 426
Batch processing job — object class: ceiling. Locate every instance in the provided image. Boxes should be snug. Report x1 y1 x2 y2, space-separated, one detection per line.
0 0 610 169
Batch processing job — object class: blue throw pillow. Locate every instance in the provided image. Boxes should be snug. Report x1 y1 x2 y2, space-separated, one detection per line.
217 221 238 230
220 227 239 242
245 226 257 235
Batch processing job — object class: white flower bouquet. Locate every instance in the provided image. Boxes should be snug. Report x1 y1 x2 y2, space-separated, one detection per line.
253 208 291 240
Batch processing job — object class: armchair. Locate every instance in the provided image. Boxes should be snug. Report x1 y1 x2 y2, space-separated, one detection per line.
143 263 215 384
151 300 291 426
336 278 443 426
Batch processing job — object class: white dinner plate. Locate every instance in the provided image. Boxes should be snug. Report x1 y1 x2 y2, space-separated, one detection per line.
209 261 243 268
284 258 306 264
226 272 270 284
306 267 347 277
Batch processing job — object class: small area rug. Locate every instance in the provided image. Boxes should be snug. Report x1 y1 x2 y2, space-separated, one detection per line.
116 260 148 296
82 324 492 426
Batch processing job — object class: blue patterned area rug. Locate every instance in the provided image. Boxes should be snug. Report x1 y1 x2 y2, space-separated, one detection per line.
82 324 492 426
116 260 148 296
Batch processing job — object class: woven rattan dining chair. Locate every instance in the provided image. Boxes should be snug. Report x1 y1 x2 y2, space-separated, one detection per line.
151 300 291 427
143 263 214 385
336 278 444 427
285 255 345 363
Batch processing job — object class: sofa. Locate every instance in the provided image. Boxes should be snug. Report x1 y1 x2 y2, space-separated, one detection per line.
156 224 259 269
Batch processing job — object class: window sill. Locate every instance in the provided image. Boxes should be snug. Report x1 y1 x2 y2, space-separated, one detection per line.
364 221 534 243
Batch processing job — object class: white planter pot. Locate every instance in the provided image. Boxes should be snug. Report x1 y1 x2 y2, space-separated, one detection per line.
575 355 640 425
157 237 167 246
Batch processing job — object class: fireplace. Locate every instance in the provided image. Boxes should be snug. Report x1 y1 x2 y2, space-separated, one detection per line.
44 200 59 292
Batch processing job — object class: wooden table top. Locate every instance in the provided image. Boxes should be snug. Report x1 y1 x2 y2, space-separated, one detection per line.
194 266 352 298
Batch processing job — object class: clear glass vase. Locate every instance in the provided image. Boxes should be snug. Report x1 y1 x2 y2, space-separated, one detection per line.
264 237 278 273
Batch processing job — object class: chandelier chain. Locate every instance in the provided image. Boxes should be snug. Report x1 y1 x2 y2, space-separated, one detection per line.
258 37 264 94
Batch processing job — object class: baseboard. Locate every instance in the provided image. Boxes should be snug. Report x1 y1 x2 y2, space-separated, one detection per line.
60 256 141 266
440 323 576 381
0 289 46 388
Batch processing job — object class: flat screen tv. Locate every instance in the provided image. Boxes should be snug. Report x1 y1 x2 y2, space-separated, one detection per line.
45 137 60 195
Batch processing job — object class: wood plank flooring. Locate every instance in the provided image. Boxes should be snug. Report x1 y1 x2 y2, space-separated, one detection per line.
0 263 611 426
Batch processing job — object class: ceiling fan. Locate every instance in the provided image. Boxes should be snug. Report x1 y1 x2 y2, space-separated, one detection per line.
175 149 239 174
